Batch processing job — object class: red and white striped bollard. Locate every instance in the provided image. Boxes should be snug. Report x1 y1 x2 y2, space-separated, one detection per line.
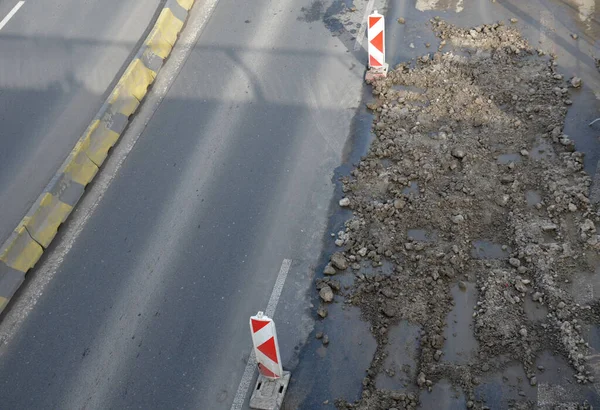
366 10 388 81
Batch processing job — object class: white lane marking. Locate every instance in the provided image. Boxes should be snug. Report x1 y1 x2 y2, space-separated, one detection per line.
0 1 24 31
353 0 375 51
230 258 292 410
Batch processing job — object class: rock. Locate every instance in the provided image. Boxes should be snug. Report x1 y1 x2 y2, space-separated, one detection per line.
382 287 395 298
538 365 545 371
434 350 442 361
409 43 415 49
451 148 466 160
458 281 467 291
519 328 528 338
581 219 596 233
417 372 427 387
323 263 337 275
397 17 405 24
467 401 474 409
328 280 341 291
334 239 344 246
317 306 328 318
322 334 329 345
520 149 529 156
510 18 518 23
541 223 558 231
482 363 490 372
571 77 582 88
431 334 444 349
330 252 349 270
557 301 566 309
394 198 405 209
390 392 405 401
358 247 368 257
339 197 350 207
319 286 334 303
452 214 465 224
530 376 537 386
316 331 323 339
515 280 527 293
469 29 478 38
568 203 578 212
509 258 521 267
532 292 543 302
382 304 396 318
571 33 579 39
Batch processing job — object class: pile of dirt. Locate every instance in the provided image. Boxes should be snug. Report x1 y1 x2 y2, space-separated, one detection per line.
319 20 600 409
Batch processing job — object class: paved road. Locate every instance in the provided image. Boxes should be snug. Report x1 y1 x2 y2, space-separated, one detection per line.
1 0 599 409
0 0 366 408
0 0 162 245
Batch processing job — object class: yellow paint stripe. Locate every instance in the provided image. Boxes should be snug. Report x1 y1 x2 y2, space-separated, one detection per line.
23 193 73 249
0 296 8 312
85 120 121 166
0 226 43 272
176 0 194 11
155 8 184 46
146 25 174 59
119 58 155 102
63 138 99 186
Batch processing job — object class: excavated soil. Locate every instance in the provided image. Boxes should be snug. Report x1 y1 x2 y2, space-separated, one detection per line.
318 20 600 410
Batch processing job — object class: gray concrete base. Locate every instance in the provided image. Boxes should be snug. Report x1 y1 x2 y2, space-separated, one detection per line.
249 371 291 410
365 63 389 82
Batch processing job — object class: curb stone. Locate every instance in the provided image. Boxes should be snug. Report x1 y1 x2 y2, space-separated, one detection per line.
0 0 195 316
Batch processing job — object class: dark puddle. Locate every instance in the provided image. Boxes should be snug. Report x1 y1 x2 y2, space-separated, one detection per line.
402 181 420 195
476 361 536 405
497 153 522 165
534 350 600 407
442 282 478 364
375 320 421 391
525 190 542 207
523 296 548 321
407 228 437 242
530 137 556 161
283 303 376 409
570 268 600 306
420 379 466 409
359 259 397 277
471 240 510 259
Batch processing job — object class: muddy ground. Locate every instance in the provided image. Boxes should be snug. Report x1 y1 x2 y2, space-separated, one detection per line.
316 19 600 410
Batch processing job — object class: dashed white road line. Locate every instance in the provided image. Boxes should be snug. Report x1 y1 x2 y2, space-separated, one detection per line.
353 0 375 51
230 258 292 410
0 1 24 31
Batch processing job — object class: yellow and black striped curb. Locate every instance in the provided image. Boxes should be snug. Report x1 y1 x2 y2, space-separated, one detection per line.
0 0 195 314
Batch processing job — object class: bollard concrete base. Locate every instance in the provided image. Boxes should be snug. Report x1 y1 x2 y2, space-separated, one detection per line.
365 63 389 82
249 371 291 410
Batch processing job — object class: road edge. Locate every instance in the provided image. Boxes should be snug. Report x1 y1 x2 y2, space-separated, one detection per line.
0 0 196 314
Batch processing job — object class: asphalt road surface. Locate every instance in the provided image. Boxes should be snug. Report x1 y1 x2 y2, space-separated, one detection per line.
0 0 162 246
0 0 366 408
0 0 599 409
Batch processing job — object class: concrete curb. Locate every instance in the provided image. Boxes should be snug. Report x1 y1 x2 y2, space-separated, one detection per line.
0 0 196 315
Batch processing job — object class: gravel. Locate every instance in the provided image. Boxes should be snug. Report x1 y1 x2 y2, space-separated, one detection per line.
326 18 600 410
